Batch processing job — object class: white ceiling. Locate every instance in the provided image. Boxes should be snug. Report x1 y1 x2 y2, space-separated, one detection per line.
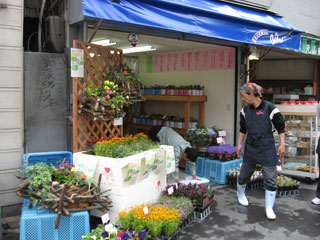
88 28 222 56
88 28 311 59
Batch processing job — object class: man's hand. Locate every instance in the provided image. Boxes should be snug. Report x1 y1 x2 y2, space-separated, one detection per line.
278 145 285 159
236 145 242 158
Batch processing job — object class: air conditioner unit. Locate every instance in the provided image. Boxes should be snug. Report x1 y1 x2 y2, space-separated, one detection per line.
45 16 65 53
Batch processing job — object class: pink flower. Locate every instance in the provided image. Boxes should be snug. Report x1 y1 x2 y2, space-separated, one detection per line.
105 95 110 100
107 89 113 94
116 92 119 95
60 184 65 188
52 181 59 186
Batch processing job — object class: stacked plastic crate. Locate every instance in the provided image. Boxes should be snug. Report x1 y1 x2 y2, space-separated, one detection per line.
19 152 90 240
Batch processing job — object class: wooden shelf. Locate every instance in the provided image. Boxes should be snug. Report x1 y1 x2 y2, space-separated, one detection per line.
142 94 207 102
126 122 187 135
126 94 207 136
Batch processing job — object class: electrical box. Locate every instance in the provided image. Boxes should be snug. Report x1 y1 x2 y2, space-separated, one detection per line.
45 16 65 53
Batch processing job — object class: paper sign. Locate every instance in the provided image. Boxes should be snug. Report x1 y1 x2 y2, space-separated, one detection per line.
123 157 141 183
143 206 149 215
114 117 123 126
168 186 174 195
216 137 224 144
101 213 110 224
71 48 84 77
76 155 98 178
277 165 282 171
218 131 226 137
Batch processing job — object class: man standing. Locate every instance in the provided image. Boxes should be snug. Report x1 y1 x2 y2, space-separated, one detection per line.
148 126 198 183
236 83 285 220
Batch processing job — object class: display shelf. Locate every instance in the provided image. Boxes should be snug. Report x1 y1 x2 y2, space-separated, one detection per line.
276 104 319 179
126 95 207 137
142 94 207 102
126 122 187 135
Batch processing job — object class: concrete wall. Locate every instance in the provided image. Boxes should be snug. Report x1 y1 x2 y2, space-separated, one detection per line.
138 47 236 144
251 0 320 36
0 0 24 206
24 52 68 153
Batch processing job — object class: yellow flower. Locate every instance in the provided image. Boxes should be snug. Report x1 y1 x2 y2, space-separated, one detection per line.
71 167 76 172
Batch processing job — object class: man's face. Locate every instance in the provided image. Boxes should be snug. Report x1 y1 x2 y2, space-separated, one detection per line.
240 91 254 105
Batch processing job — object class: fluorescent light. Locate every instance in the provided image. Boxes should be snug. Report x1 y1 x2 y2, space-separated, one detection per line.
92 39 117 46
122 45 157 54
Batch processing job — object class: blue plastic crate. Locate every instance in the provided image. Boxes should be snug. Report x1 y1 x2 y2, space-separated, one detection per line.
185 157 206 177
204 158 243 184
20 206 90 240
22 151 73 170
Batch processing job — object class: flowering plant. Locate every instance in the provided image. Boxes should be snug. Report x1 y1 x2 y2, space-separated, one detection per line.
19 161 88 206
117 203 181 238
93 133 159 158
157 195 194 221
84 80 129 110
186 125 217 148
53 162 86 185
207 144 237 155
277 175 300 189
81 223 149 240
165 183 214 208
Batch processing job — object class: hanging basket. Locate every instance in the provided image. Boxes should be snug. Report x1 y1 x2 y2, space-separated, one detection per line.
78 93 126 121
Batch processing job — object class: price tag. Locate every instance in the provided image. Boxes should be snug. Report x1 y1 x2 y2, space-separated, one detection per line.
168 186 174 195
218 131 226 137
216 137 224 144
101 212 110 224
277 165 282 171
143 206 149 215
114 117 123 126
175 183 178 189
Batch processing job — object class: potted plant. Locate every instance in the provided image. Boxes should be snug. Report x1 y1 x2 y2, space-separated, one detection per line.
184 85 192 96
186 125 217 151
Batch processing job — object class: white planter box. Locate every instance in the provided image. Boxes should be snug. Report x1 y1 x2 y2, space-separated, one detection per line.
73 145 175 223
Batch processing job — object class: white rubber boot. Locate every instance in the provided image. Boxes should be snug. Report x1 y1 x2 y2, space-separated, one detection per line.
265 190 276 220
311 197 320 205
237 182 248 206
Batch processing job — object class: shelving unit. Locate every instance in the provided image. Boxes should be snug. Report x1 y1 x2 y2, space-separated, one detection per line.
125 95 207 135
276 104 319 180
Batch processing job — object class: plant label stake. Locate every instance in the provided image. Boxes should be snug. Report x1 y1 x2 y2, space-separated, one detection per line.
101 212 110 224
168 186 174 195
143 206 149 215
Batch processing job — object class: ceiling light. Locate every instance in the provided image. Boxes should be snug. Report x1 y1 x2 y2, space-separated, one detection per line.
122 45 157 54
92 39 117 46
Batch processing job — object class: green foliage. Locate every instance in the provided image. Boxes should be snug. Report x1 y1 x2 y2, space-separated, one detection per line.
186 125 217 148
157 195 194 220
93 133 159 158
162 220 179 237
146 221 162 238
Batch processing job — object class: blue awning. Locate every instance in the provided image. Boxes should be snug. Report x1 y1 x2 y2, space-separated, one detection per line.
82 0 303 51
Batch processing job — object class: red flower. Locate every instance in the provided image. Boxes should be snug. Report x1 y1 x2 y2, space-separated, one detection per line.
117 232 125 238
136 238 140 240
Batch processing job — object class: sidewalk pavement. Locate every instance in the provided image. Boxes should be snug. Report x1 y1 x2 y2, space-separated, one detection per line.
2 170 320 240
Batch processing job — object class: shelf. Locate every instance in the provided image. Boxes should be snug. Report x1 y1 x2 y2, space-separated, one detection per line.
142 94 207 102
125 122 187 135
278 169 318 179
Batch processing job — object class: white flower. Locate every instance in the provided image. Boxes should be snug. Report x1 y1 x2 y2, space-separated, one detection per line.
105 223 118 234
91 236 96 240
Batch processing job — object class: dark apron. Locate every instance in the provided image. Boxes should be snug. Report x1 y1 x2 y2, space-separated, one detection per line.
243 102 278 166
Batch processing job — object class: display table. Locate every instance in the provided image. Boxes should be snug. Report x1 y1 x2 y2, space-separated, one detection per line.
73 145 175 223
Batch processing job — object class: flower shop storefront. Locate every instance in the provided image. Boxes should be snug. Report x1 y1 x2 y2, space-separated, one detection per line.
59 0 305 239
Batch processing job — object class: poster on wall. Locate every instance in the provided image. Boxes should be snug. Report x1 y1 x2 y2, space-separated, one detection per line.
150 48 235 73
71 48 84 77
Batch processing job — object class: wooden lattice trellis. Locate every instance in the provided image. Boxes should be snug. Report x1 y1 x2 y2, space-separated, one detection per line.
72 40 123 152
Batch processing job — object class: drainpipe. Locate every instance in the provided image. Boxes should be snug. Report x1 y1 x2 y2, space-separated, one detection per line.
38 0 47 52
